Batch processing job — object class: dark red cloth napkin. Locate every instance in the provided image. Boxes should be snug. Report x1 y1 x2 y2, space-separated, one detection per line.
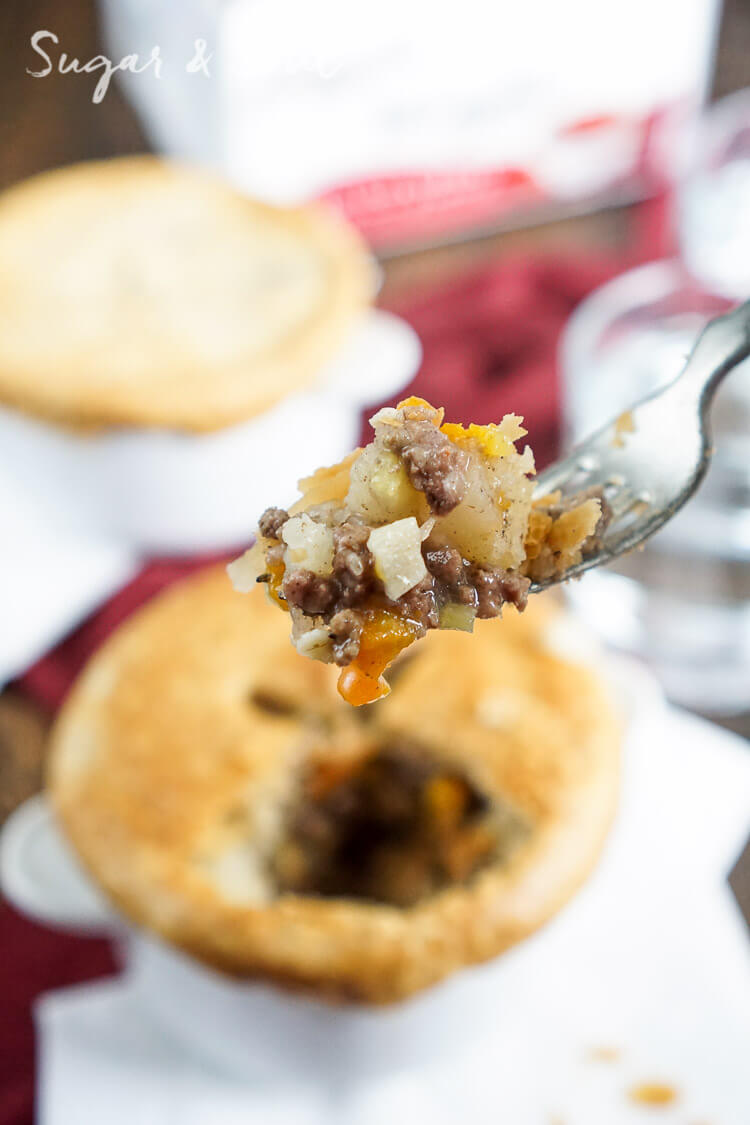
3 245 639 1125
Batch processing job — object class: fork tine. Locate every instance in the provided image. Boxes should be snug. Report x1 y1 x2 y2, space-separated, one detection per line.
530 301 750 591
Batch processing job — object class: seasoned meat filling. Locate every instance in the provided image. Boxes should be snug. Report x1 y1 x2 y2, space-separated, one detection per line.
257 507 290 540
382 416 470 515
282 569 337 616
329 609 363 666
332 519 375 603
398 576 439 632
423 546 467 588
231 397 603 706
472 567 530 617
272 743 526 907
259 510 530 667
422 548 531 616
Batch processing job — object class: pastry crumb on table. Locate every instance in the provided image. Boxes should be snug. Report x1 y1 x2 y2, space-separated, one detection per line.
586 1045 622 1062
627 1081 679 1107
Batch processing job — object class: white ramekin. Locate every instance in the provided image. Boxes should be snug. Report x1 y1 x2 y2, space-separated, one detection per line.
0 310 420 555
0 656 662 1083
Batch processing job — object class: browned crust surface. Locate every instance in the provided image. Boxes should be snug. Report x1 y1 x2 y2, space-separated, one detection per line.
0 156 374 432
49 569 621 1003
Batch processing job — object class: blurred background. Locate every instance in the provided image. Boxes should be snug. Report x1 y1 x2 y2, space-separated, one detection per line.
0 0 749 1121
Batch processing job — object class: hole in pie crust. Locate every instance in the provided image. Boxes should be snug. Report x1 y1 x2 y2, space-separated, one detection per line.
272 741 527 908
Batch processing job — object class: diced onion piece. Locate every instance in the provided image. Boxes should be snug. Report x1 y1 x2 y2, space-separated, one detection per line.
281 515 334 576
368 518 427 601
227 542 265 593
294 627 333 662
438 603 477 632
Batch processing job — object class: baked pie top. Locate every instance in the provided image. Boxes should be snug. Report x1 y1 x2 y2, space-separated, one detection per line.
0 157 374 431
50 567 620 1003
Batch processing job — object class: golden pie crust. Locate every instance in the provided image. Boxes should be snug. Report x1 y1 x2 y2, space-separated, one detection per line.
0 157 374 431
49 569 621 1003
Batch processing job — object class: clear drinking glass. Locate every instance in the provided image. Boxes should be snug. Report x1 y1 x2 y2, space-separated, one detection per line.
560 92 750 715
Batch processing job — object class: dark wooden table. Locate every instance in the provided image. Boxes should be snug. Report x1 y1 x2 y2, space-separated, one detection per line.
1 0 749 823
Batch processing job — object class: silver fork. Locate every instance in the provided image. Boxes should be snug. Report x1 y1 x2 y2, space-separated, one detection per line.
530 300 750 592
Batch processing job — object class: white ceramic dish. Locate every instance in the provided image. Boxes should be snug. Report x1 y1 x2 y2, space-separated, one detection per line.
0 310 419 555
0 656 661 1083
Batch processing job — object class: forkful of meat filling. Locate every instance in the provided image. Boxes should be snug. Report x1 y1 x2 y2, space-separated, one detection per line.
228 397 605 705
230 302 750 705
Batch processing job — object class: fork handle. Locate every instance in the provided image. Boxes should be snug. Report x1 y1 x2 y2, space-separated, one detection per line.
679 299 750 409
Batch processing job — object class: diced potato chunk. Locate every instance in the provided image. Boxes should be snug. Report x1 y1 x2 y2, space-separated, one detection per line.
347 447 429 526
428 453 533 570
282 515 334 576
368 517 427 601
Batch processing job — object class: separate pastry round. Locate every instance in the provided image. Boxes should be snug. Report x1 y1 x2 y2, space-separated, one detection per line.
49 569 621 1003
0 157 374 431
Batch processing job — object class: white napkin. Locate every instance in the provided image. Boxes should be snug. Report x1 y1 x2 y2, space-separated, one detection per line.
0 470 136 686
36 706 750 1125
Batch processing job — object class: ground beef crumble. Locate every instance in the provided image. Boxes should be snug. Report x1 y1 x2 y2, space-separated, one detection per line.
423 546 467 587
258 507 289 540
383 418 469 516
328 609 363 666
398 577 439 632
420 548 530 616
282 569 337 616
332 520 375 605
470 567 530 616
